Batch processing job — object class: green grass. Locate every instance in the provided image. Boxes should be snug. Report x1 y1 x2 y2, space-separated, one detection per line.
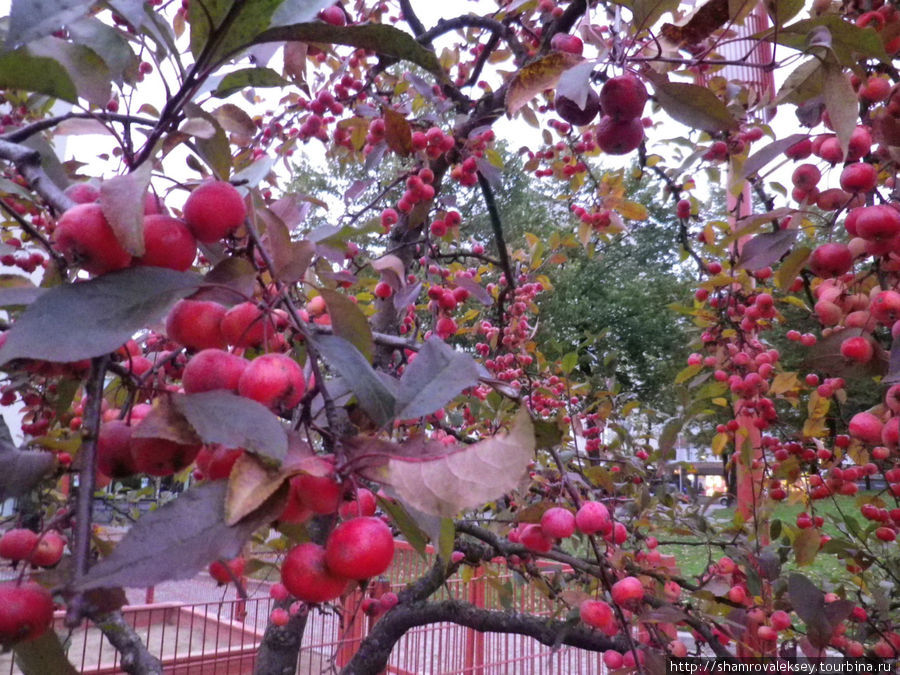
654 493 882 582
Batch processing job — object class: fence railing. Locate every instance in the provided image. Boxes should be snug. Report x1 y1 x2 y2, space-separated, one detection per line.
3 541 605 674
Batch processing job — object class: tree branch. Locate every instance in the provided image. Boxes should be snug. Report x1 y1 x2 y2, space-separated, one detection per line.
0 138 74 215
398 0 427 37
419 16 528 64
340 599 624 675
65 355 109 628
1 112 158 144
477 172 516 328
92 610 163 675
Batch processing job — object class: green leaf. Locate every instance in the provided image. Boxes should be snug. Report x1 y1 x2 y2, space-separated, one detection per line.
0 267 201 365
766 0 804 27
623 0 679 33
378 496 430 559
29 37 111 107
8 0 92 48
66 17 139 85
647 77 739 133
173 391 288 462
823 59 858 162
318 288 374 363
214 67 288 98
768 15 887 65
311 334 397 427
189 0 285 62
12 630 78 675
99 162 152 257
75 481 283 590
560 351 578 375
253 23 445 80
776 59 822 106
394 337 481 420
438 518 455 568
0 47 76 102
184 103 232 178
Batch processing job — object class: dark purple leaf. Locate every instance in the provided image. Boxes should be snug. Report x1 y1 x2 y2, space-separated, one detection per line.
173 391 288 462
75 480 283 590
393 280 422 311
192 257 256 305
0 267 201 365
885 335 900 383
344 179 372 202
803 327 886 379
394 337 481 420
788 573 829 648
453 276 492 305
741 134 809 180
0 443 55 501
737 228 797 271
475 157 502 190
0 286 46 306
312 334 397 427
364 140 387 172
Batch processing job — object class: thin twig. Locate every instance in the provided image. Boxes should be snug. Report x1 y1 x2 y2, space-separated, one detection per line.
65 355 109 628
0 198 67 271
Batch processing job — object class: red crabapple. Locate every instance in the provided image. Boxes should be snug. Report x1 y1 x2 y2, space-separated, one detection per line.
54 203 132 275
0 583 55 644
599 74 647 120
182 180 246 243
540 507 576 539
138 215 196 271
324 517 394 580
166 300 228 351
182 349 249 394
281 543 349 603
238 353 305 411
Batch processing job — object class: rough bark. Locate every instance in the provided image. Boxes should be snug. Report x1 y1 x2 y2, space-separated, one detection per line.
340 600 623 675
253 599 309 675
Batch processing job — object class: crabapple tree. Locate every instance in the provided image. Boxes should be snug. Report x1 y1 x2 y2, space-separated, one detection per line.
0 0 899 673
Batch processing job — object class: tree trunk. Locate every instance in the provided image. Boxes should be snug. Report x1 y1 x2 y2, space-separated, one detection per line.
253 600 308 675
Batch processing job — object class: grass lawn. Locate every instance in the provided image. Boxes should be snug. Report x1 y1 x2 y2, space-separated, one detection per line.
653 492 886 582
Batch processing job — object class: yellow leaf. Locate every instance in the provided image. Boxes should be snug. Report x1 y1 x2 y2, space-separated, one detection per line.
769 372 800 396
618 201 649 221
712 432 729 456
712 397 729 407
675 364 702 385
225 454 291 526
775 246 811 290
802 417 829 438
506 52 583 116
807 391 830 419
781 295 809 310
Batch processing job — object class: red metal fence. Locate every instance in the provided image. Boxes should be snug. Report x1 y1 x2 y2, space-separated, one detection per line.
3 542 603 674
